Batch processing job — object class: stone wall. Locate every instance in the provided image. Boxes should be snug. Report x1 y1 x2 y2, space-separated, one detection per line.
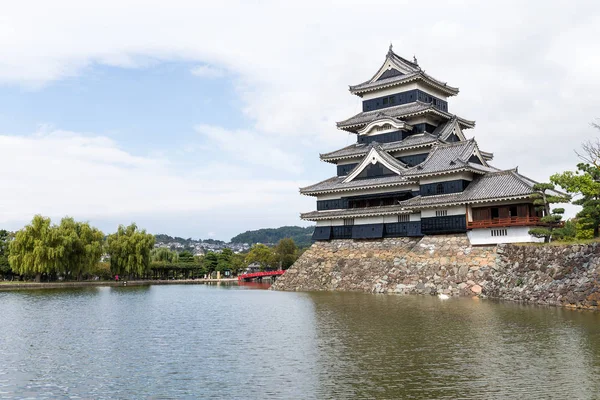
271 235 600 310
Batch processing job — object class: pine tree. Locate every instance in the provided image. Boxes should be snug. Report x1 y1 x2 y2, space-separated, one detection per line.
528 183 570 243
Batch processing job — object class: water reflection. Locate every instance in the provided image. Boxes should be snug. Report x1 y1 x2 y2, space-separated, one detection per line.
0 286 599 399
308 294 600 399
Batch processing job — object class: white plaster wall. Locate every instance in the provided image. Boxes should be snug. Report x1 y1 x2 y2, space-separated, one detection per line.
315 193 344 201
421 206 466 218
337 157 362 166
361 82 449 101
410 213 421 221
383 215 399 223
355 216 385 225
420 172 474 184
315 219 344 226
467 227 544 245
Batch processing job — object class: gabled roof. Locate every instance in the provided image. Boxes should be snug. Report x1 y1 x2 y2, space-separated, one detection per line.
348 46 459 97
399 169 543 208
300 169 556 220
336 101 475 132
299 174 417 196
404 140 496 177
301 204 413 221
343 145 407 183
432 117 467 142
320 133 439 163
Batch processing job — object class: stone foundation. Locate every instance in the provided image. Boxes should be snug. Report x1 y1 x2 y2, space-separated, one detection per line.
271 235 600 310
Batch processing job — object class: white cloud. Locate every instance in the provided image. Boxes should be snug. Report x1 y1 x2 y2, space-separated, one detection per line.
195 124 304 174
190 64 225 78
0 128 312 238
0 0 599 232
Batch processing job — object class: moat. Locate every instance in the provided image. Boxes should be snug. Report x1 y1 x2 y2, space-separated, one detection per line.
1 284 599 399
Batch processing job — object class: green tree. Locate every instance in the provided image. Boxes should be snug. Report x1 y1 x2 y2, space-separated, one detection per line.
0 230 12 279
151 247 178 263
552 163 600 237
245 244 275 271
216 248 233 272
106 223 155 279
527 183 570 242
178 250 195 263
552 219 577 241
58 217 104 280
229 253 246 275
274 238 298 270
203 252 218 276
9 215 65 281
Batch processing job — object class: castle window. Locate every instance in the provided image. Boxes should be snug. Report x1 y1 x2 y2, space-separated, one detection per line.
398 214 410 222
491 229 508 237
343 218 355 226
436 210 448 217
436 183 445 194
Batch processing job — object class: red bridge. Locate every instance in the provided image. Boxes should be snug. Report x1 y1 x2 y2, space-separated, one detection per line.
238 270 285 282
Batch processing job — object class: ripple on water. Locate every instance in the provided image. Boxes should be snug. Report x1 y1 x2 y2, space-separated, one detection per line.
0 286 599 399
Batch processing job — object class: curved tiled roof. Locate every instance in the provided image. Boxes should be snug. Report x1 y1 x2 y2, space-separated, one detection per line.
403 140 497 177
349 48 458 96
300 169 552 220
320 133 439 162
350 71 459 97
399 170 540 208
301 204 412 221
336 101 475 132
299 174 417 195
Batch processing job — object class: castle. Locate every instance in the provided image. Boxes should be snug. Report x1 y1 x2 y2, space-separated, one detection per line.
300 45 547 245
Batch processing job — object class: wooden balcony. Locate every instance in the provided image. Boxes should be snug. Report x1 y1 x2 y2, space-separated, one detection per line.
467 216 541 229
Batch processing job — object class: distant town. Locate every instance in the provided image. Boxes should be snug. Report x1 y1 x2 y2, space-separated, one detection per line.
153 226 315 256
153 235 251 256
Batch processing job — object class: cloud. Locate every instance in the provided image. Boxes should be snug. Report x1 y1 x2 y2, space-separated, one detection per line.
0 128 312 238
195 124 304 174
190 65 225 78
0 0 599 231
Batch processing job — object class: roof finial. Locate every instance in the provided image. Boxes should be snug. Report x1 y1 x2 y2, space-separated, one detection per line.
413 55 418 65
388 43 393 55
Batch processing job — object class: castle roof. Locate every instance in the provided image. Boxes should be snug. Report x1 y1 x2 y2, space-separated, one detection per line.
300 170 549 221
320 133 439 163
299 174 417 196
348 47 459 97
404 140 497 177
336 101 475 132
399 170 545 208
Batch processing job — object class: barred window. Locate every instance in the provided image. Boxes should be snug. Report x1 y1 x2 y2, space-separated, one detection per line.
343 218 355 226
436 210 448 217
398 214 410 222
491 229 508 237
436 183 445 194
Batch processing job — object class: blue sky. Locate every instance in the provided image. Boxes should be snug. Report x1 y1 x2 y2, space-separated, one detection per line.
1 1 599 240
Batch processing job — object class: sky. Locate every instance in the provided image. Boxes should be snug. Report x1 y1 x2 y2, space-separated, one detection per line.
0 0 599 240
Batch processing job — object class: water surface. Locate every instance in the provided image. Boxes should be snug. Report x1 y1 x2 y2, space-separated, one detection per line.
1 284 599 399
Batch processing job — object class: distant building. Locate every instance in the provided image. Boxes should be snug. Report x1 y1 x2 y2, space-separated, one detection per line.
301 45 560 245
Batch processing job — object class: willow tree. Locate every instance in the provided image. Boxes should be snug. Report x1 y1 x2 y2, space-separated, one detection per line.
9 215 65 282
58 217 105 280
107 223 155 279
0 230 12 279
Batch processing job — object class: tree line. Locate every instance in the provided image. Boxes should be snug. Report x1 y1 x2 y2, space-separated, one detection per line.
230 226 314 248
148 239 301 280
0 216 302 282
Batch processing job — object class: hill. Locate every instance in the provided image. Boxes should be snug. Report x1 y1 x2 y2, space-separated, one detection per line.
230 226 314 248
